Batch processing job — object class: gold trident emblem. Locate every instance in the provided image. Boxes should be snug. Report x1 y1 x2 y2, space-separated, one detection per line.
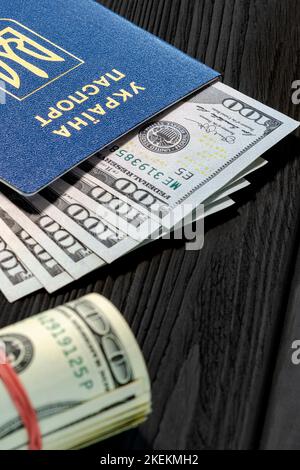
0 27 65 89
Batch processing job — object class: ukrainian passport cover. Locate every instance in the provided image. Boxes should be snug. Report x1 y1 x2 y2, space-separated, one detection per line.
0 0 220 195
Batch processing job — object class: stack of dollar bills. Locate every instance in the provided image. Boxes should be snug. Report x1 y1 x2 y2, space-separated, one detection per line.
0 294 151 450
0 82 298 302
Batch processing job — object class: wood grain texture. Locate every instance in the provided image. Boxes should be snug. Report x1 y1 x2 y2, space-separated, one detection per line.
1 0 300 450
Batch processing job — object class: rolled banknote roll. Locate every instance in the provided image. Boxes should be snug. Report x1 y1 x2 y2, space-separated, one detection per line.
0 294 151 450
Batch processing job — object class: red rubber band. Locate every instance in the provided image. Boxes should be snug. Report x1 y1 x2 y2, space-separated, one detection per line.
0 358 42 450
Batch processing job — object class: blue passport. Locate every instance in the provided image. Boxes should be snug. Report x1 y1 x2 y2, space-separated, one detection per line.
0 0 220 195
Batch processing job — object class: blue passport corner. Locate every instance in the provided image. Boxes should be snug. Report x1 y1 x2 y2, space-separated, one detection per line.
0 0 220 195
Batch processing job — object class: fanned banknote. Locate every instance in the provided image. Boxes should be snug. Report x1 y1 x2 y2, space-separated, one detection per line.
76 83 298 233
0 82 297 301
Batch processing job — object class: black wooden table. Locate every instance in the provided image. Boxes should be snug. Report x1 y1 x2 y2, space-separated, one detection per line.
1 0 300 450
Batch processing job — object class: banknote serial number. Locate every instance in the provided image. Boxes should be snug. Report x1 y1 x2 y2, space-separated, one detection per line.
108 146 195 184
38 314 94 391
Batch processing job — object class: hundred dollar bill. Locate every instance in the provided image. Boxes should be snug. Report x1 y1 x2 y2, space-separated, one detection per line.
0 235 41 302
47 109 271 247
0 192 105 279
63 154 267 241
0 294 151 450
33 184 235 268
0 210 72 294
52 171 160 241
77 82 298 230
30 189 139 263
